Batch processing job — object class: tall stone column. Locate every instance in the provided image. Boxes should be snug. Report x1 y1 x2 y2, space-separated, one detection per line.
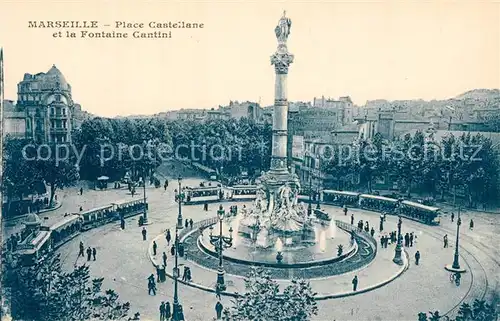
270 12 294 173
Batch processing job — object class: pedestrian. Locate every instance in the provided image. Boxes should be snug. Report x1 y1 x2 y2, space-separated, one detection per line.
185 219 189 229
142 227 147 240
352 275 358 291
370 227 375 238
164 302 171 320
343 205 348 216
163 252 167 267
451 212 455 223
120 217 125 230
189 218 194 229
215 283 222 300
86 247 92 261
80 187 83 195
164 183 167 191
156 265 161 282
443 234 448 248
147 274 156 295
415 250 421 265
160 301 165 321
215 301 224 320
166 229 171 245
79 206 83 212
469 219 474 230
350 214 354 225
153 241 157 256
379 217 384 232
404 233 410 247
78 241 85 258
410 233 414 247
182 266 189 282
92 247 97 261
171 244 175 256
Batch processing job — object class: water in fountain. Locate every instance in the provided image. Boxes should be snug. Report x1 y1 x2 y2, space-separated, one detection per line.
256 227 270 248
329 218 337 239
275 237 284 252
318 230 327 252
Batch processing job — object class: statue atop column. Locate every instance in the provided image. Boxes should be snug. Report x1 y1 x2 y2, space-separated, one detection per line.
274 11 292 44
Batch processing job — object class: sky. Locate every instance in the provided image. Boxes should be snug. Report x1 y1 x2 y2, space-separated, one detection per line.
0 0 499 117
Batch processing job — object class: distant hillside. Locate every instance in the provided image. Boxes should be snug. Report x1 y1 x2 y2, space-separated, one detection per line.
455 89 500 100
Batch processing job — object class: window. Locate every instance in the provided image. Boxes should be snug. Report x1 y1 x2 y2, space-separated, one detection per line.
51 107 55 115
55 94 61 102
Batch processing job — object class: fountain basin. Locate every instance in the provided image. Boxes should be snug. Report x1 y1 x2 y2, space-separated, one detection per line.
198 219 355 269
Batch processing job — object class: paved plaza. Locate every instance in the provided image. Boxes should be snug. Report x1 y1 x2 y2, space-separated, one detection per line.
13 166 494 321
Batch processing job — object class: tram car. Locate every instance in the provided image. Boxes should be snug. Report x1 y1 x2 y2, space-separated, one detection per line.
80 204 115 231
185 185 223 205
112 198 148 219
400 200 441 225
229 185 258 201
359 194 398 213
322 190 361 207
50 214 83 249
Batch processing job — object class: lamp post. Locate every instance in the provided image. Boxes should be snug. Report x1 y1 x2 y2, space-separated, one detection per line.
316 187 321 210
176 176 183 230
172 230 184 321
209 205 233 291
142 168 148 224
307 177 312 216
445 206 466 272
393 215 404 265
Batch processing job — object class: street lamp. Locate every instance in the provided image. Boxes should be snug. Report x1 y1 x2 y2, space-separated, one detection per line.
445 206 466 273
209 205 233 291
393 215 404 265
172 230 184 321
307 177 312 216
316 187 321 210
176 176 183 229
142 168 148 224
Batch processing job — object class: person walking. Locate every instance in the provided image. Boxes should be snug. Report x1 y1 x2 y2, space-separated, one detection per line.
159 301 165 321
170 244 175 256
185 219 189 229
215 301 224 320
215 283 222 300
343 205 348 216
350 214 354 225
415 250 421 265
166 229 172 246
86 247 92 261
78 241 85 258
164 302 171 320
162 252 167 267
153 241 158 256
451 212 455 223
92 248 97 261
443 234 448 248
189 218 194 229
80 187 83 195
352 275 358 291
142 227 147 241
370 227 375 238
410 233 414 247
469 219 474 230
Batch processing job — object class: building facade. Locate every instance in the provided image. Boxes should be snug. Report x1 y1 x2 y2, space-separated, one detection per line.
4 65 87 143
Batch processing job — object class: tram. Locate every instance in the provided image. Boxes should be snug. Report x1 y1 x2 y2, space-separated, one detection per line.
400 200 441 225
112 198 148 219
50 214 82 249
80 204 115 231
185 186 223 204
322 190 361 207
229 185 258 201
359 194 398 213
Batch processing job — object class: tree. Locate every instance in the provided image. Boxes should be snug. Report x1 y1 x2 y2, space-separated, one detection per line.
417 299 497 321
223 268 317 321
3 252 133 321
34 146 79 207
356 133 387 193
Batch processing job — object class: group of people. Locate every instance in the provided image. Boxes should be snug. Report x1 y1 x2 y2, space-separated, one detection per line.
77 241 97 261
